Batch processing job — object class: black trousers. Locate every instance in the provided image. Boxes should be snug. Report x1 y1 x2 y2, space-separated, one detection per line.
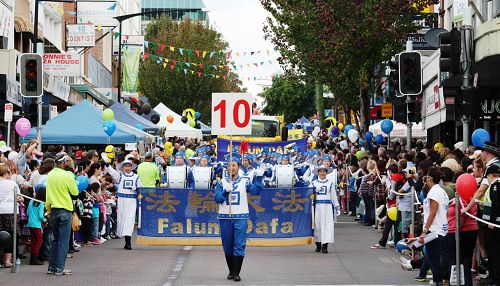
349 191 358 215
485 228 500 285
81 217 93 243
446 231 478 286
425 235 445 283
378 211 401 247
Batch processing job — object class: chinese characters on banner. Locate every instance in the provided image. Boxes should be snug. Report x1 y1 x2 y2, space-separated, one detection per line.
137 187 314 246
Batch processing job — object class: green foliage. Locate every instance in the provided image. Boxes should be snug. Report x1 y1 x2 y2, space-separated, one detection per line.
261 0 434 129
260 75 316 123
139 17 242 123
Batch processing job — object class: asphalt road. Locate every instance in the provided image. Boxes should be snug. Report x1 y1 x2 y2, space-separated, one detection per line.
0 215 422 286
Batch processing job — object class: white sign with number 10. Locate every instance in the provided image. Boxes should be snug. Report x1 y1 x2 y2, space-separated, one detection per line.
211 93 252 135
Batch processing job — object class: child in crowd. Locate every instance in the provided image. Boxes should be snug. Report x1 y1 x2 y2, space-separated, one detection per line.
27 184 46 265
89 182 102 245
80 189 94 246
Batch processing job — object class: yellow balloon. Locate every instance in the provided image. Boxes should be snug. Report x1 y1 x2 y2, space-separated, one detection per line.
387 207 398 221
338 123 344 131
434 142 444 151
184 108 196 120
165 142 173 149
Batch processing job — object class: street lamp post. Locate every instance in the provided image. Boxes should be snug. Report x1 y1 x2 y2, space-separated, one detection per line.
114 9 198 103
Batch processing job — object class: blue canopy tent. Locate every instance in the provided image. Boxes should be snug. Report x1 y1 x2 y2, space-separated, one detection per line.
296 116 313 131
199 121 211 136
109 102 161 135
25 100 144 144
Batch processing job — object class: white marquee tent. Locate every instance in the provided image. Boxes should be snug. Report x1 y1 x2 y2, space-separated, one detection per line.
154 103 202 139
369 120 427 138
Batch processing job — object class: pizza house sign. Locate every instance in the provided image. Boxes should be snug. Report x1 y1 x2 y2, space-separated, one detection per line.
43 53 82 77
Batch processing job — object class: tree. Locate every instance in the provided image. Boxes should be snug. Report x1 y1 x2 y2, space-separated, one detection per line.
139 17 243 123
260 75 316 123
261 0 434 132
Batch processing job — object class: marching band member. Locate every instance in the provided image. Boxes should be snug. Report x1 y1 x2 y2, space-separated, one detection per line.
105 159 142 250
274 154 298 188
241 154 257 182
310 165 340 254
189 154 215 189
164 152 194 189
214 155 264 282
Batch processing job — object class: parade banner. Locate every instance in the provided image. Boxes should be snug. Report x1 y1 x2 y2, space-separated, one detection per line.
216 138 307 161
136 187 314 246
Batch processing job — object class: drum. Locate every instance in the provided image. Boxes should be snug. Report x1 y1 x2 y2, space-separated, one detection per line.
167 166 187 189
192 166 212 189
275 165 295 188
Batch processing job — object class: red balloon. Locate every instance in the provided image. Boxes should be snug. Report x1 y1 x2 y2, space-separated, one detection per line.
456 173 477 201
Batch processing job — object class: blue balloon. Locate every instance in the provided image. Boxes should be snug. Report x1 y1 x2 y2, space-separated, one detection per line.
344 124 354 134
471 128 490 148
381 119 393 134
195 111 201 120
76 176 89 192
376 134 384 144
365 131 373 141
359 138 365 147
103 120 116 137
135 123 144 131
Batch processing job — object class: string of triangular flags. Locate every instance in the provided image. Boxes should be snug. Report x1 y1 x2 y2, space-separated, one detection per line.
143 52 276 72
143 54 236 81
144 40 278 60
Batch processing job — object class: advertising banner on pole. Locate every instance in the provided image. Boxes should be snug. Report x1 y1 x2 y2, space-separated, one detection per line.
216 138 308 161
66 24 95 47
137 187 314 246
122 48 141 97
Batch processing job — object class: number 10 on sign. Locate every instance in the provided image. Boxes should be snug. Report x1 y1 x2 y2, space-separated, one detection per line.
211 93 252 135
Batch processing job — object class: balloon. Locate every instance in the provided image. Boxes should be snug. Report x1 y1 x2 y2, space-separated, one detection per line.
323 116 337 130
365 131 373 142
471 128 490 148
312 126 321 138
15 118 31 137
456 173 478 201
337 123 344 131
0 141 6 147
165 142 173 148
387 207 397 221
344 124 354 134
102 109 114 121
135 123 144 131
151 113 160 124
347 129 359 143
188 119 196 128
331 126 339 136
103 120 116 137
355 150 364 160
359 138 365 147
195 111 201 120
76 176 89 192
141 103 152 115
381 119 393 134
184 108 196 120
0 230 11 248
376 134 384 144
434 142 444 151
167 115 174 124
181 116 188 124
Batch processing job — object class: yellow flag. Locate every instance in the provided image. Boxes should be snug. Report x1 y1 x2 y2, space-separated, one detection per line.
163 63 167 69
202 51 207 58
170 46 175 52
97 25 102 32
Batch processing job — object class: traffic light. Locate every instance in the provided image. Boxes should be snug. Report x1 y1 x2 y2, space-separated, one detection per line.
392 95 407 124
388 54 400 93
20 53 43 97
439 28 461 76
399 51 422 96
407 96 422 123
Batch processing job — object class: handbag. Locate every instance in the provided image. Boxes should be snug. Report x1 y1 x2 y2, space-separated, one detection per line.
71 212 81 232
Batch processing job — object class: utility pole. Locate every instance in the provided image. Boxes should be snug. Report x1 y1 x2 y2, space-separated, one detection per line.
461 8 473 148
405 41 413 151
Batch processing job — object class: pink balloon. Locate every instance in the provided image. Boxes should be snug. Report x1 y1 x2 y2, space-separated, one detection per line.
456 173 477 201
15 118 32 137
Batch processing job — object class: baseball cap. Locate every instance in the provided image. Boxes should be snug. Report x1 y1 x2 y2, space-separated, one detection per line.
55 152 71 163
469 150 482 160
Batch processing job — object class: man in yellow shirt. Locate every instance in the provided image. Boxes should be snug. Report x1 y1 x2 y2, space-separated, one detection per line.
137 152 160 188
46 153 79 276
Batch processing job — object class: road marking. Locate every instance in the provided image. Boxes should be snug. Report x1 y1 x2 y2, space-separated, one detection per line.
163 246 192 286
379 256 399 264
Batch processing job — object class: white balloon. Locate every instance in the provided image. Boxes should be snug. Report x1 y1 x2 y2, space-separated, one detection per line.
347 129 359 143
339 140 348 151
312 126 321 138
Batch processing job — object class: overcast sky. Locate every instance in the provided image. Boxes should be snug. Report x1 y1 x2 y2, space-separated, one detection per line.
203 0 282 100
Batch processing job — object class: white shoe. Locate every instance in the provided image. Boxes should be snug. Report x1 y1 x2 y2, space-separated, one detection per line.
387 240 395 247
426 274 433 280
100 237 107 243
73 243 81 248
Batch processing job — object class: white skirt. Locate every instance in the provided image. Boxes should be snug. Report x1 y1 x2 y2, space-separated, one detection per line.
117 197 137 237
314 203 335 243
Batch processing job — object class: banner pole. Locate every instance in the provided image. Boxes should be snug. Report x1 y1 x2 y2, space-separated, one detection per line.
411 186 415 258
11 190 18 273
229 135 233 216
